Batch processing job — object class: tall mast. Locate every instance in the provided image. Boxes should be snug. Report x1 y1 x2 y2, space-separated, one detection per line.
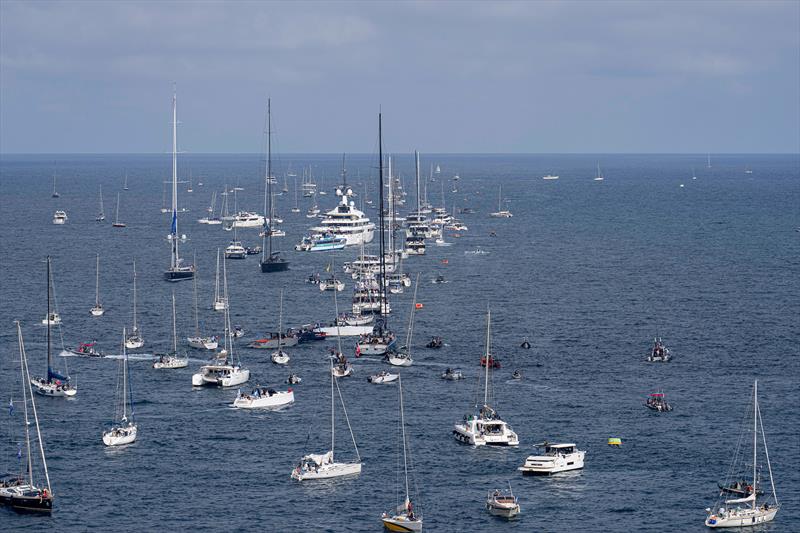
193 265 200 336
331 355 335 457
484 307 491 406
95 253 101 307
378 113 387 319
399 374 410 505
171 87 180 269
415 151 421 213
132 260 138 331
19 323 34 486
122 328 128 420
46 256 51 379
214 249 221 303
753 379 758 510
262 99 273 261
172 291 178 353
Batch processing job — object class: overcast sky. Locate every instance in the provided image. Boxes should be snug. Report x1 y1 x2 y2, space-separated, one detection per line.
1 1 798 154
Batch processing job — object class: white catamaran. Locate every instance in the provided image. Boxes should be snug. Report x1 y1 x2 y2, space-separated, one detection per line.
704 380 779 528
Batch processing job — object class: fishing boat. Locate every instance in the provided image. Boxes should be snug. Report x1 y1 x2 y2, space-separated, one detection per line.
1 323 54 513
486 484 520 519
594 162 605 181
233 386 294 409
153 293 189 369
102 328 138 446
490 185 512 218
291 360 361 480
259 101 289 273
90 253 104 316
111 193 126 227
187 272 218 350
212 249 228 311
368 370 399 384
518 442 585 475
647 336 671 362
31 257 77 397
705 380 779 528
441 368 464 381
96 185 106 221
270 290 291 365
125 261 144 349
164 88 195 281
52 210 67 225
645 392 673 412
381 374 422 532
453 308 519 447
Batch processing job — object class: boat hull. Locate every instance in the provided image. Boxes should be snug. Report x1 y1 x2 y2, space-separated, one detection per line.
316 325 373 337
382 516 423 532
706 507 778 528
233 390 294 409
31 378 77 397
102 425 138 446
261 259 289 272
164 268 195 282
291 462 361 481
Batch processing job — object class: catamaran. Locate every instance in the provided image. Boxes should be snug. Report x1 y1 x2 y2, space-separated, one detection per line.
125 261 144 349
381 374 423 531
31 257 76 398
90 253 104 316
164 88 195 281
453 308 519 447
1 323 54 513
704 380 779 528
153 292 189 369
102 328 138 446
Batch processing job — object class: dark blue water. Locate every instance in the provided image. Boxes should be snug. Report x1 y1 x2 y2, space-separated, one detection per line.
1 153 798 531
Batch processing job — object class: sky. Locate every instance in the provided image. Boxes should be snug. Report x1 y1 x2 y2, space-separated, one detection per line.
1 0 798 154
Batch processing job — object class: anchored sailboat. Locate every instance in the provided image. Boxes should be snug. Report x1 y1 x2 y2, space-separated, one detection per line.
90 253 104 316
260 99 289 273
153 292 189 369
96 185 106 221
271 290 291 365
125 261 144 349
112 193 126 227
187 269 218 350
164 88 195 281
103 328 138 446
212 248 228 311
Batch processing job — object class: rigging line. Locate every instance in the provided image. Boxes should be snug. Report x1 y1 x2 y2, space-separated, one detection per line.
757 400 778 505
335 375 360 463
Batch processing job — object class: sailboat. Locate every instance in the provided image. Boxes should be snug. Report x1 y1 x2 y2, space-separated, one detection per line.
125 261 144 349
260 99 289 273
96 185 106 221
291 178 301 213
490 185 512 218
594 162 605 181
31 257 77 397
153 292 189 369
271 289 291 365
213 248 228 311
187 270 218 350
90 253 104 316
164 88 195 281
381 374 423 532
198 192 222 224
704 380 779 528
51 170 60 198
102 328 138 446
160 181 169 213
192 255 250 387
453 307 519 446
122 171 129 191
112 193 126 227
0 322 54 513
291 358 362 480
386 275 419 367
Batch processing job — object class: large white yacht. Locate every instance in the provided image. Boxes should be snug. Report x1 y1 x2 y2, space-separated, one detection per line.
308 186 374 246
52 210 68 225
518 442 585 475
226 211 265 228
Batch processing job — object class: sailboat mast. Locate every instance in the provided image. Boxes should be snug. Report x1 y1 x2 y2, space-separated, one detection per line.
484 308 491 406
115 193 120 224
171 88 179 268
331 358 335 457
399 375 410 504
95 254 100 307
122 328 128 420
378 113 387 319
18 323 35 486
753 379 758 510
263 99 274 260
46 257 51 379
132 261 138 331
193 270 200 336
214 249 221 303
415 151 421 213
278 289 283 337
172 291 178 353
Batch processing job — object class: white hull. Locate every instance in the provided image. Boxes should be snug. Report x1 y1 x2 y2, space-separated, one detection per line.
706 507 778 528
153 356 188 369
31 378 77 397
90 306 104 317
271 352 291 365
387 355 413 367
487 502 520 519
192 367 250 387
368 373 399 384
187 336 218 350
213 299 228 311
125 337 144 350
518 451 585 475
453 419 519 447
316 325 373 337
291 461 361 481
103 425 137 446
382 515 423 532
233 390 294 409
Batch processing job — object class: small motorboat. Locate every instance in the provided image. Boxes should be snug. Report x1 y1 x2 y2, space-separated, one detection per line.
647 336 671 362
520 338 531 349
232 325 245 338
518 442 586 475
367 370 399 384
233 386 294 409
511 370 523 380
68 342 103 357
480 355 501 368
432 274 448 284
441 367 464 380
486 484 520 520
306 272 321 284
286 373 302 385
646 392 673 412
245 246 262 255
426 336 443 349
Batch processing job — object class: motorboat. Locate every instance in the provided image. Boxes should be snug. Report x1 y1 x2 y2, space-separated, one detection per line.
368 370 399 384
512 369 523 380
308 186 375 246
646 392 673 412
296 233 347 252
225 240 247 259
647 336 671 362
486 485 521 519
52 210 68 225
518 442 585 475
441 368 464 380
233 386 294 409
228 211 265 228
66 342 103 358
287 373 302 385
542 174 559 180
426 336 443 349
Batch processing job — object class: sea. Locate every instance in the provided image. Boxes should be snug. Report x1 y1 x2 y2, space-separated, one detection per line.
0 153 798 531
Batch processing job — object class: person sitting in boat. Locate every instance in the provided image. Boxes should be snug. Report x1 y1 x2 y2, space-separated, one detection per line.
520 338 531 349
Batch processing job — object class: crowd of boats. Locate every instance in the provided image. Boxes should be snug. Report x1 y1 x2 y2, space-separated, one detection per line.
6 96 781 528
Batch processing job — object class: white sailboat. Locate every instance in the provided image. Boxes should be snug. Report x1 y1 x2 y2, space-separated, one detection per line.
125 261 144 349
489 185 512 218
153 292 189 369
291 359 361 481
453 308 519 447
96 185 106 221
31 257 76 398
381 374 423 532
271 290 291 365
187 270 218 350
386 274 419 367
90 253 104 316
112 193 126 227
102 328 138 446
212 248 228 311
1 322 54 513
594 162 604 181
705 380 779 528
51 170 59 198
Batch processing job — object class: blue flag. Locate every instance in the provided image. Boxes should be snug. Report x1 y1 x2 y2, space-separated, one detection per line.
7 398 12 416
171 211 177 235
17 443 22 460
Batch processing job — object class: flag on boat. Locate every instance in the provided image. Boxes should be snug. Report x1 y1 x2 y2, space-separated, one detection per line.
17 443 22 459
171 211 177 235
7 398 12 415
